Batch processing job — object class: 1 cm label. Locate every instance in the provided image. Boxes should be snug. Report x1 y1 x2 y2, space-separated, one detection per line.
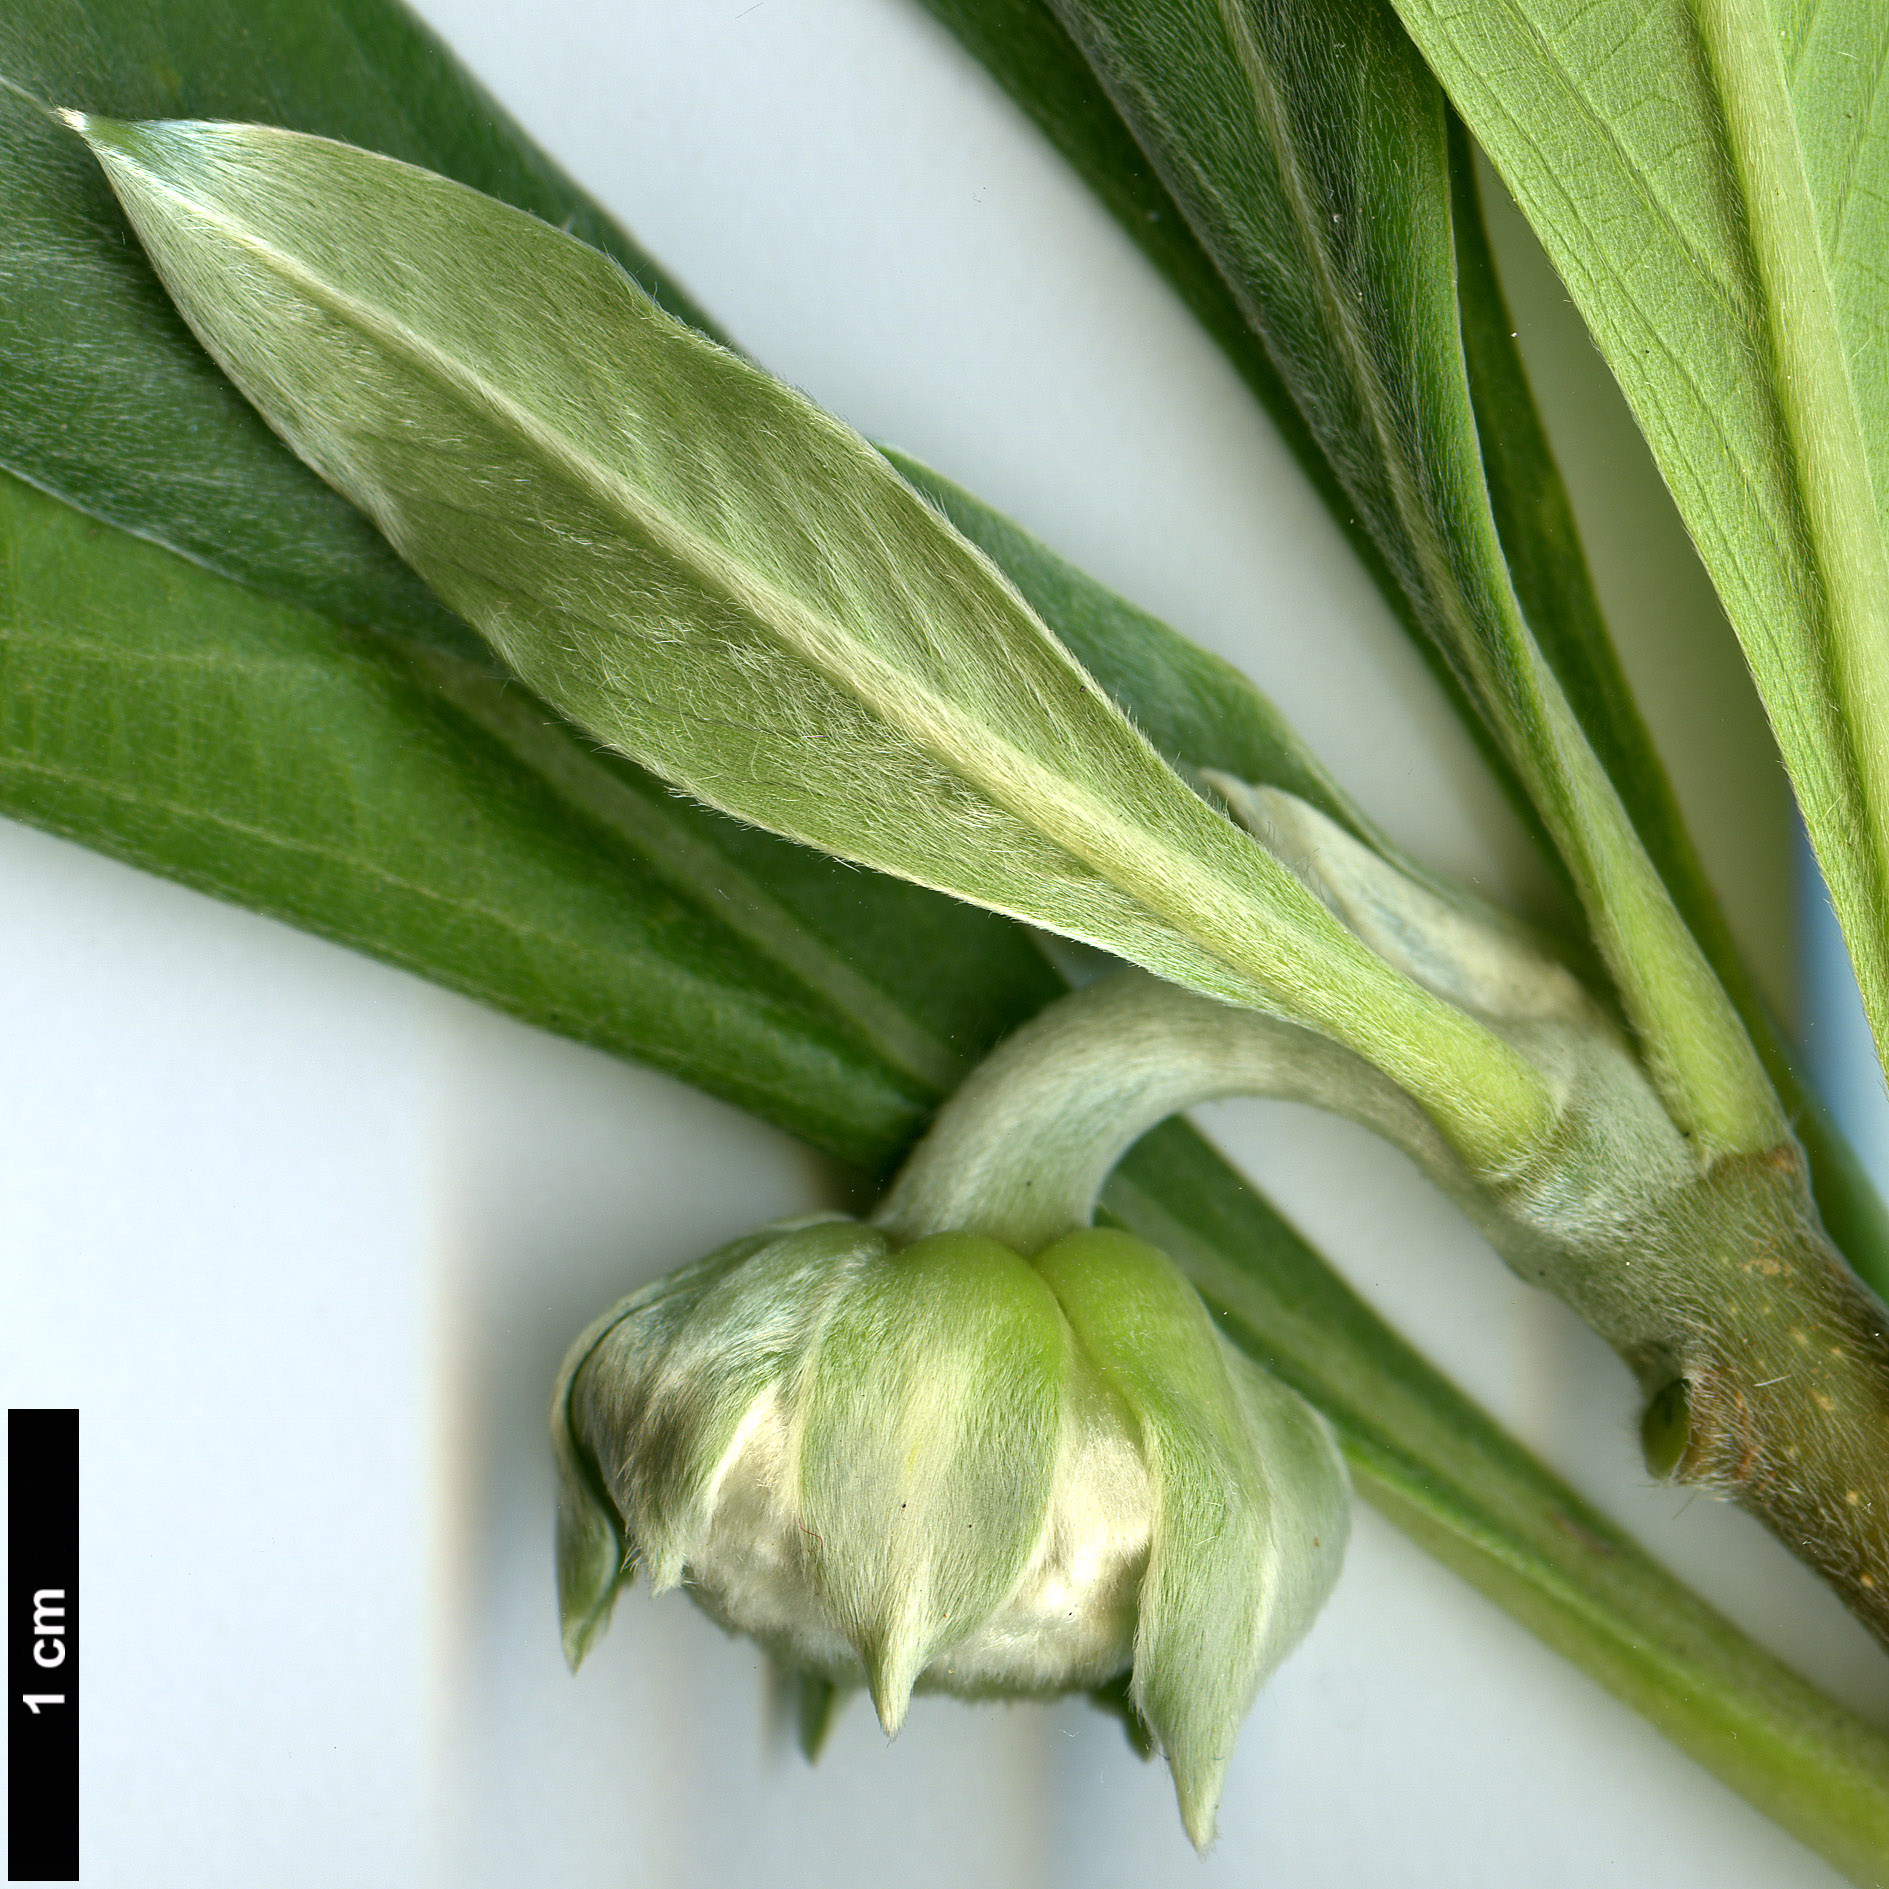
22 1586 68 1714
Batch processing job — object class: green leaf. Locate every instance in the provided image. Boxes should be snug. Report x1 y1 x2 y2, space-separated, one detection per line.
1384 0 1889 1126
1779 3 1889 545
0 465 968 1168
3 2 1884 1855
1037 0 1778 1157
75 111 1551 1169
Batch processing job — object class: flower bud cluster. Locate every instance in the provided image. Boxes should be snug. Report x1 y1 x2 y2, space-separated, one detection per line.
553 1216 1347 1848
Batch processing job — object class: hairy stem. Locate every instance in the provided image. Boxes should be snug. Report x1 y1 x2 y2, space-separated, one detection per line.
1107 1123 1889 1887
883 971 1889 1646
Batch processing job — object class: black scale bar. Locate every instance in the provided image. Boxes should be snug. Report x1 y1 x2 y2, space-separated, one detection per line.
8 1411 77 1883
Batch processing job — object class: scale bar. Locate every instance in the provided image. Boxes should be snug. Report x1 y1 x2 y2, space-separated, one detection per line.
9 1410 78 1883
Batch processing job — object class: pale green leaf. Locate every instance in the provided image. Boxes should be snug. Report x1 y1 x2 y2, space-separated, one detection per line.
1777 0 1889 544
1386 0 1889 1109
73 112 1547 1169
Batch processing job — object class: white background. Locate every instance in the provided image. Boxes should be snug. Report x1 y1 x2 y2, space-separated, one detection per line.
5 0 1889 1883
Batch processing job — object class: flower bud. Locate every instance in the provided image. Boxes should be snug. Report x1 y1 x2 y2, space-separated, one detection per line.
552 1217 1348 1848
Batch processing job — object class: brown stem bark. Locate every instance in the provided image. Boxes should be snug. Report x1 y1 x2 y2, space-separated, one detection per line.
1646 1145 1889 1644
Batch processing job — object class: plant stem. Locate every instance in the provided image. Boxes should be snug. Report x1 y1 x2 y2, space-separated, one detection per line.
884 969 1889 1650
875 970 1442 1254
1106 1122 1889 1887
1624 1148 1889 1646
879 967 1889 1872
